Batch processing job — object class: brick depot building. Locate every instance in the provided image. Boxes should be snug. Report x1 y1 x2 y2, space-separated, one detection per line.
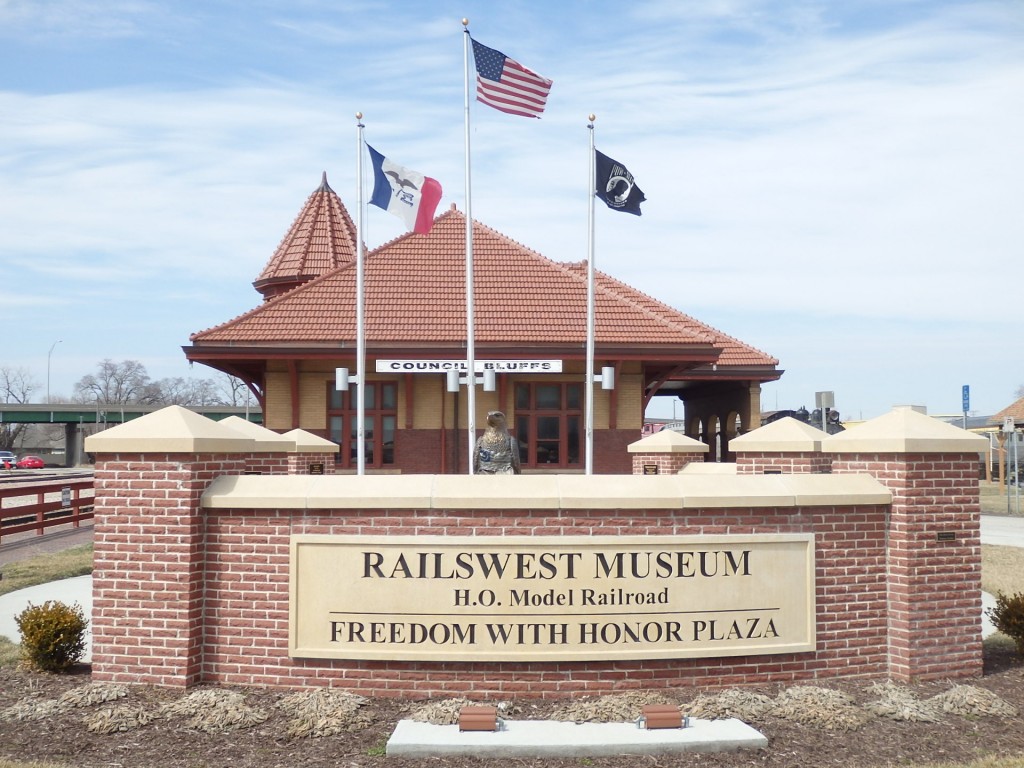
184 175 781 473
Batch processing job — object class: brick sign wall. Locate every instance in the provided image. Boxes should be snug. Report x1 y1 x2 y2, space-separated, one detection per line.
84 406 986 697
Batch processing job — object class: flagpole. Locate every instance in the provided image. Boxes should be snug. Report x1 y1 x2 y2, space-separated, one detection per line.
355 113 367 475
463 18 477 474
585 114 597 475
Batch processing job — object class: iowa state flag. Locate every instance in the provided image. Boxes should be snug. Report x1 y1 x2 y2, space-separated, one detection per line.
368 144 443 235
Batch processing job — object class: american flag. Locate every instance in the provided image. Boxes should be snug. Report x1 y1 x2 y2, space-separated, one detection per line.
471 38 552 119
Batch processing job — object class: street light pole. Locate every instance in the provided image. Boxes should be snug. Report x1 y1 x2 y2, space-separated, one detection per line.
47 340 62 404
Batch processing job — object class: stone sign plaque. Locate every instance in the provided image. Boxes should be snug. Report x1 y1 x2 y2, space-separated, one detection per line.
289 534 815 662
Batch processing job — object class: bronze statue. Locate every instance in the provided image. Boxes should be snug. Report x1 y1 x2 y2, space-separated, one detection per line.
474 411 521 475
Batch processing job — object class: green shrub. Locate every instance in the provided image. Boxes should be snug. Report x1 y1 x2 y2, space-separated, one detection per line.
15 600 88 673
986 591 1024 657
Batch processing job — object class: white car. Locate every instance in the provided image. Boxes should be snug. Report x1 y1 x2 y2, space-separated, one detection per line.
0 451 16 468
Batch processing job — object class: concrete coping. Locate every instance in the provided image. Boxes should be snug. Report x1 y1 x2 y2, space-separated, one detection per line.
824 406 990 454
627 429 709 454
678 463 738 475
730 417 827 453
202 472 891 511
282 428 340 454
84 405 256 454
219 415 296 452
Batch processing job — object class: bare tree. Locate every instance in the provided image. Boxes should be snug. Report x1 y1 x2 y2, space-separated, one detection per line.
71 360 251 408
73 359 162 405
157 376 224 406
0 366 39 450
215 373 251 407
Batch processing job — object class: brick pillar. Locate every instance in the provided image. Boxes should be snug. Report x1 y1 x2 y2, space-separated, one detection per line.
731 416 830 474
282 429 340 475
630 452 698 474
90 452 245 686
735 451 831 474
826 408 988 682
627 429 708 474
84 406 255 687
288 451 336 474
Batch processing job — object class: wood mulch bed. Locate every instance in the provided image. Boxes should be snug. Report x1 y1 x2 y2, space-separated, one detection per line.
1 645 1022 768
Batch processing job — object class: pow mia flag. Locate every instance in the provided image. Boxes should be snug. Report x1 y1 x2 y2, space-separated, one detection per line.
595 149 645 216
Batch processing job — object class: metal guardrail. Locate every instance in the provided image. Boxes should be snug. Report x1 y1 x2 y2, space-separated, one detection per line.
0 477 95 542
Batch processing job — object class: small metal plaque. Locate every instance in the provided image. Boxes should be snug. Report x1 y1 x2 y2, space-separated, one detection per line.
459 705 499 732
308 462 325 475
640 704 685 729
643 464 659 475
936 531 957 542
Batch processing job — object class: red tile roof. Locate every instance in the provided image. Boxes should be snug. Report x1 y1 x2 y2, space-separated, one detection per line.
191 198 778 374
565 265 777 367
252 173 359 299
993 397 1024 425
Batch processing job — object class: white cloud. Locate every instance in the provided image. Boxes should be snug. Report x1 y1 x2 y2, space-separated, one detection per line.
1 0 1021 415
0 0 162 39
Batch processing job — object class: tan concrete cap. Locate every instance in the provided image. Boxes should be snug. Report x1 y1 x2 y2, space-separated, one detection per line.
777 473 891 506
823 406 990 454
84 405 255 454
679 462 738 475
202 474 435 509
219 415 296 452
730 417 827 453
627 429 709 454
677 474 795 508
431 474 562 509
201 473 890 511
556 474 686 508
283 429 340 454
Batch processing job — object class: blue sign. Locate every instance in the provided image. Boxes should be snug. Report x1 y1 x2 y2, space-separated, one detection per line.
962 385 970 413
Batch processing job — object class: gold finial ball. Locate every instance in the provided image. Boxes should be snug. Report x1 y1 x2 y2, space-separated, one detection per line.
462 17 469 26
588 113 596 122
356 112 363 120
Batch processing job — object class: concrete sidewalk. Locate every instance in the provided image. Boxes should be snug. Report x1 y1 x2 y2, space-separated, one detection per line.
0 575 93 661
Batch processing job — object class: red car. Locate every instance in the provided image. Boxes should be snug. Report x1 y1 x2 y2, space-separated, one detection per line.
15 455 45 469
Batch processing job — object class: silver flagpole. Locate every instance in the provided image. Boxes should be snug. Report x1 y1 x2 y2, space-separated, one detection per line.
585 115 596 475
355 113 367 475
462 18 477 474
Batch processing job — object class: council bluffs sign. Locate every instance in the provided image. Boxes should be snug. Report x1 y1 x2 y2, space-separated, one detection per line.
289 535 815 662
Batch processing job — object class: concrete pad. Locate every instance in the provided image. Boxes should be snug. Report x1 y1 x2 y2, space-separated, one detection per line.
386 717 768 758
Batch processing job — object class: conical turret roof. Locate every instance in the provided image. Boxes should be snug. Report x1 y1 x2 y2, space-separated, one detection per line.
253 173 359 300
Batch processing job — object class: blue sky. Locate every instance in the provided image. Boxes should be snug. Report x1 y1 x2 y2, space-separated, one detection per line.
1 0 1022 421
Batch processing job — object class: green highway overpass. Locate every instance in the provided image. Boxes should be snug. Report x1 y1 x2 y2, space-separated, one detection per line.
0 404 262 425
1 405 262 467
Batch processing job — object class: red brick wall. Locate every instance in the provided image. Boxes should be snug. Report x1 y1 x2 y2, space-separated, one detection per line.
831 453 982 681
90 453 247 688
396 430 446 473
594 430 638 474
88 449 983 695
631 453 700 474
736 452 832 474
192 506 888 696
244 453 289 475
287 452 336 475
92 495 890 696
